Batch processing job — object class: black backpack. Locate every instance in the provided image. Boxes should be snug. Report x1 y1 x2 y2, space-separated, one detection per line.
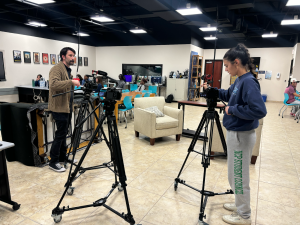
165 94 174 103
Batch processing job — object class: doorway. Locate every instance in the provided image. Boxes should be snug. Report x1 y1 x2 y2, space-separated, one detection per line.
204 60 223 89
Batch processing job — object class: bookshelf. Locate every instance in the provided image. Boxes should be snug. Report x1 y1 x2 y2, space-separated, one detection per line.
189 55 203 101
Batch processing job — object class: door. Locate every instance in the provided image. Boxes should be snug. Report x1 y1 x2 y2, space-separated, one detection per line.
204 60 223 89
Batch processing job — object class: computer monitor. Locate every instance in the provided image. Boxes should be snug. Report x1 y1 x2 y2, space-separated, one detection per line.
124 75 132 82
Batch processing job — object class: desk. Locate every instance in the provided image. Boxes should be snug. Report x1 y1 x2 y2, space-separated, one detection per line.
178 101 225 139
0 141 20 210
115 92 155 124
16 85 49 103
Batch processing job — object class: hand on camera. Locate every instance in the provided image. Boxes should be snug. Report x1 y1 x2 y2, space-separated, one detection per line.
72 80 80 87
225 106 231 115
201 82 208 89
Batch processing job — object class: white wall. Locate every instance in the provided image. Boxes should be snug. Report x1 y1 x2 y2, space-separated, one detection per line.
96 44 195 79
0 31 96 102
204 47 293 102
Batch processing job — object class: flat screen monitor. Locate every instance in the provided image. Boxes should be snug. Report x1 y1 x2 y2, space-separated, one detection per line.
0 52 6 81
124 75 132 82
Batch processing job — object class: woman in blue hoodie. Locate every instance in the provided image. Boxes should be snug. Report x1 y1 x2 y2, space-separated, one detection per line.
202 43 267 225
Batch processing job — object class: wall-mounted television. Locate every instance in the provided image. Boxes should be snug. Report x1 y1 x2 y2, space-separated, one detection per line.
0 51 6 81
122 64 163 77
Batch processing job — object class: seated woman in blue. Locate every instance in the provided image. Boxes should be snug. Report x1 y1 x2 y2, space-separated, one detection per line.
93 76 103 96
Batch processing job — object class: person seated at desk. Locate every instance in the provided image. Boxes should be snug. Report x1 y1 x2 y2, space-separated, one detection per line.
35 74 42 87
82 75 89 85
285 78 300 104
117 74 126 89
76 74 83 84
136 78 147 92
93 76 103 95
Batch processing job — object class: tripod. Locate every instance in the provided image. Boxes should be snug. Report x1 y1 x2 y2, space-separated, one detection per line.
174 99 233 225
51 90 137 225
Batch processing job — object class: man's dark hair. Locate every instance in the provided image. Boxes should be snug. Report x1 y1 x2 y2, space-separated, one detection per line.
37 74 42 78
60 47 76 61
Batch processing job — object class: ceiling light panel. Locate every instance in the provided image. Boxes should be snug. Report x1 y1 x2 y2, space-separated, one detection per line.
25 0 55 4
91 16 114 22
72 32 89 36
204 36 217 40
286 0 300 6
262 33 278 38
200 27 217 31
281 19 300 25
25 21 47 27
130 29 147 33
176 8 202 16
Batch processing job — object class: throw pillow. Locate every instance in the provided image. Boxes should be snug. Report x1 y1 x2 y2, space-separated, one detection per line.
144 106 164 117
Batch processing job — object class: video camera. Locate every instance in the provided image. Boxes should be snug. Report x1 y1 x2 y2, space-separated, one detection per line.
200 86 220 110
103 88 122 101
201 74 213 84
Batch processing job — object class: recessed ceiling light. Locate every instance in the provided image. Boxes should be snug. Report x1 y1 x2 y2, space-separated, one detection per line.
130 29 146 34
90 16 114 22
24 0 55 4
286 0 300 6
281 19 300 25
25 21 47 27
72 32 89 36
176 8 202 16
200 27 217 31
262 33 278 38
204 36 217 40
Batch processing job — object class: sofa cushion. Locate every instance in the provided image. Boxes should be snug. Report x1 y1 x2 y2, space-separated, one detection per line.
156 115 178 130
145 106 164 117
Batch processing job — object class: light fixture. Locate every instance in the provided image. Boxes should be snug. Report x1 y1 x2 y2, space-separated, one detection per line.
25 21 47 27
286 0 300 6
90 16 114 22
23 0 55 4
262 31 278 38
176 3 202 15
72 32 89 36
200 24 217 31
281 15 300 25
204 35 217 40
130 28 146 34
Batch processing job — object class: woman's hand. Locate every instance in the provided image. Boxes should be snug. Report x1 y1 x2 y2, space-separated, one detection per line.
225 106 231 115
201 82 208 89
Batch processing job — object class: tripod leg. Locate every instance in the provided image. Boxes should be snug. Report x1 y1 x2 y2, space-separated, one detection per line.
215 112 227 156
175 111 208 180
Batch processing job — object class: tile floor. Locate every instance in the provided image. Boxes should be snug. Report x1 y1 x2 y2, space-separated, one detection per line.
1 101 299 225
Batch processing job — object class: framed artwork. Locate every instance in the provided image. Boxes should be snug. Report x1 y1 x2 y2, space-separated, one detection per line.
50 54 56 65
42 53 49 64
57 54 61 63
13 50 21 62
265 71 272 80
33 52 40 64
23 51 31 63
73 56 77 66
84 57 88 66
78 57 82 66
230 75 238 85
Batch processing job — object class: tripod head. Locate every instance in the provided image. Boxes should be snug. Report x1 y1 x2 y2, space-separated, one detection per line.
199 87 221 111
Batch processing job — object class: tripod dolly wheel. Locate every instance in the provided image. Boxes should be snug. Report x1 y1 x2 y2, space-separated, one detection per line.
52 214 62 223
174 181 178 191
118 183 123 191
67 187 74 195
12 203 20 210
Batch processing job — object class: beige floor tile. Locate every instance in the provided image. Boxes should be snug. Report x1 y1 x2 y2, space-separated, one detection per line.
139 221 155 225
260 158 298 175
0 206 25 225
17 218 41 225
29 196 97 225
259 168 300 188
256 199 300 225
258 181 300 208
146 159 189 178
143 197 200 225
129 171 173 195
123 154 158 170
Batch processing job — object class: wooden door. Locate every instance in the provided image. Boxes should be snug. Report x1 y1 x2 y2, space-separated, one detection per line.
204 60 223 89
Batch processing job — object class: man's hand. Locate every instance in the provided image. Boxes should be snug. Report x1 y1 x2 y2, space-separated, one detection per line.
225 106 231 115
201 82 208 89
72 80 80 87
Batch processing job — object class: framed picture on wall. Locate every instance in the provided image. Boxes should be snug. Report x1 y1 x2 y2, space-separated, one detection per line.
57 54 61 63
79 57 82 66
42 53 49 64
13 50 21 62
23 51 31 63
84 57 88 66
73 56 77 66
50 54 56 65
33 52 40 64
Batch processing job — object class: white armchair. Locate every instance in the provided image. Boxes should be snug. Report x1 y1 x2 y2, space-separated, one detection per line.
134 97 183 145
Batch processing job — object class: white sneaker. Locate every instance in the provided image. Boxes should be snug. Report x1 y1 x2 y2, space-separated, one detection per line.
223 212 251 225
224 203 237 212
49 163 66 172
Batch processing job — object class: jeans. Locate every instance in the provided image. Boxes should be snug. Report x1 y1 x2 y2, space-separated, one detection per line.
49 111 72 165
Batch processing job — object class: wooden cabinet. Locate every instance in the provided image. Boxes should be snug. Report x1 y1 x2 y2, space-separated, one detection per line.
166 78 188 101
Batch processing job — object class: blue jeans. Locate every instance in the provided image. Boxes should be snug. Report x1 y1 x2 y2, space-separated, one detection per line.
49 111 72 165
